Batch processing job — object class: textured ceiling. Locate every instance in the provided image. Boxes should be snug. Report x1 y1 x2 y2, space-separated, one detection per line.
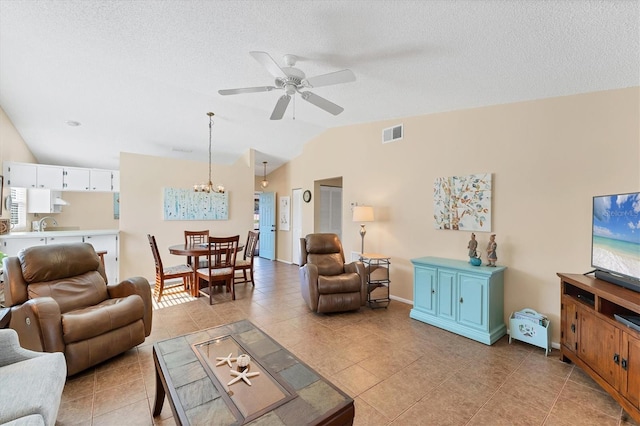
0 0 638 173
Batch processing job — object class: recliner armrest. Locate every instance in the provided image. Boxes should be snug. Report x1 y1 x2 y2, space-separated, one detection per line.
9 297 64 353
108 277 153 336
299 264 319 311
344 261 367 305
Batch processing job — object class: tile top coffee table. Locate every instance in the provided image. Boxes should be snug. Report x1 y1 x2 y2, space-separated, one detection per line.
152 319 354 425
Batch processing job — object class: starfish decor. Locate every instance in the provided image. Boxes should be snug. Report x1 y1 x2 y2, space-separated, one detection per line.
215 353 237 367
227 369 260 386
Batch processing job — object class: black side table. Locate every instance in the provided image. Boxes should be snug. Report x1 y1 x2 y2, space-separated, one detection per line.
360 253 391 308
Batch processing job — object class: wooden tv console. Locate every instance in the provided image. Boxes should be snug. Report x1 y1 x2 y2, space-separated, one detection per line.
559 273 640 422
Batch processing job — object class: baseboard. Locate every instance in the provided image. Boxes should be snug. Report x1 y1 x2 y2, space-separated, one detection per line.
390 295 412 305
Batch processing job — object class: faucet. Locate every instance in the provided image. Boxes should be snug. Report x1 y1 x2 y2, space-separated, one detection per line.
38 216 58 231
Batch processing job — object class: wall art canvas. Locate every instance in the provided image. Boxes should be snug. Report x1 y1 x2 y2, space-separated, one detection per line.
163 188 228 221
279 196 290 231
113 192 120 219
433 173 492 231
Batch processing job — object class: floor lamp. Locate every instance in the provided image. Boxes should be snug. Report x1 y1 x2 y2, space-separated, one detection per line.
352 206 374 255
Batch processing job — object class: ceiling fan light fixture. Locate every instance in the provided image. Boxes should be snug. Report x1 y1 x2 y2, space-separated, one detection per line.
218 51 356 120
194 112 224 194
260 161 269 189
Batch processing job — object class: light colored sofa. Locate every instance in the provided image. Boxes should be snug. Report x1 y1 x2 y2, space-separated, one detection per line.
0 329 66 426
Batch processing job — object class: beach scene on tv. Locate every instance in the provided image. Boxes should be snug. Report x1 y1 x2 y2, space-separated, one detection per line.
592 192 640 280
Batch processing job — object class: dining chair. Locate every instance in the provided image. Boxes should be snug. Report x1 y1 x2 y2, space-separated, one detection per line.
196 235 240 304
148 234 193 302
234 230 260 286
184 230 210 268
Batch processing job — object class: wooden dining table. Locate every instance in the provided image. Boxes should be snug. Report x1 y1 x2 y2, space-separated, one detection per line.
168 243 244 297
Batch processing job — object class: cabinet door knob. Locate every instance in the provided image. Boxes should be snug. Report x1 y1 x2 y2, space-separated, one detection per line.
614 353 620 364
571 324 576 333
431 289 435 294
622 359 628 370
460 297 463 303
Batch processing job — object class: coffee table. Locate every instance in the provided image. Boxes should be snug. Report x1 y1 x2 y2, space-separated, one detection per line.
152 320 354 425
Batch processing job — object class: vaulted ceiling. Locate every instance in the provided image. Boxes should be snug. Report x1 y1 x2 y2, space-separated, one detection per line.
0 1 638 173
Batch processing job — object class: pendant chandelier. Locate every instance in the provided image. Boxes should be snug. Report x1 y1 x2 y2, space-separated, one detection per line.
194 112 224 193
260 161 269 189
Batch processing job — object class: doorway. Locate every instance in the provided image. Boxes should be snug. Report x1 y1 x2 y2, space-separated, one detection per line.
314 177 343 241
292 188 302 264
318 185 342 240
258 192 276 260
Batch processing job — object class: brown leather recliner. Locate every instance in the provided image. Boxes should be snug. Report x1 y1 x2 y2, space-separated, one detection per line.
3 242 152 376
299 233 366 313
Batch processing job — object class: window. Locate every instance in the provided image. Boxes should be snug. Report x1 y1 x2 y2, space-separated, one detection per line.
10 188 27 231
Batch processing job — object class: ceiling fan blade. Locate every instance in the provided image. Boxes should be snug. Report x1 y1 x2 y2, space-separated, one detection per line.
218 86 276 96
270 95 291 120
300 92 344 115
303 69 356 88
250 51 288 79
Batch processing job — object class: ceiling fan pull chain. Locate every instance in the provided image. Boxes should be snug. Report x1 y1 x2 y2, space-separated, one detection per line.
292 94 296 120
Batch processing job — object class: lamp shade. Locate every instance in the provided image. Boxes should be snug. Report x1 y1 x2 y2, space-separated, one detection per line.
352 206 374 222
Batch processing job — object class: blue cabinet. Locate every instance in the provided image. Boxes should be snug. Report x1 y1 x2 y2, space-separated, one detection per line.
414 266 436 315
410 257 507 345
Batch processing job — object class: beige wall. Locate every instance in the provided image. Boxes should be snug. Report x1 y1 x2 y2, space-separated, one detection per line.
119 150 255 282
269 87 640 342
2 88 639 344
0 106 36 220
52 192 119 230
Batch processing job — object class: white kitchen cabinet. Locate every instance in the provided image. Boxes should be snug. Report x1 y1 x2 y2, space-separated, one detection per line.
35 165 64 190
4 162 37 188
4 162 118 192
0 236 46 256
63 167 91 191
111 171 120 192
45 235 83 245
3 162 65 189
27 189 68 213
83 234 118 283
0 231 119 284
90 169 113 191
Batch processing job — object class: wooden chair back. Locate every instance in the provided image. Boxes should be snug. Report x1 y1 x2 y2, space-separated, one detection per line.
207 235 239 270
148 234 192 302
184 230 210 246
148 234 164 272
197 235 240 303
242 230 260 261
234 230 260 285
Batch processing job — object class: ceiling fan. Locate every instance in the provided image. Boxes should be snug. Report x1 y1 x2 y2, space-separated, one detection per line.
218 51 356 120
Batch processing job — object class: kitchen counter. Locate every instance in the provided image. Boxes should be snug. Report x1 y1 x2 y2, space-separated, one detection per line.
0 229 120 283
2 229 119 238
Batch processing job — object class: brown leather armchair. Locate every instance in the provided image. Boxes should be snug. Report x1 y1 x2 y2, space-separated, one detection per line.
299 233 366 313
3 242 152 376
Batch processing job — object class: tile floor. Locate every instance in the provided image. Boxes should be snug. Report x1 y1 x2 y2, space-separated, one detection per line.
56 258 639 426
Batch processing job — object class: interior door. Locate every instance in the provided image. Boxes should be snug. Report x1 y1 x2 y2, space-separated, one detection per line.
319 186 342 240
259 192 276 260
292 188 302 265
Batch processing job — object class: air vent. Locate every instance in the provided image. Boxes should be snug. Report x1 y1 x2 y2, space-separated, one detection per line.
382 124 403 144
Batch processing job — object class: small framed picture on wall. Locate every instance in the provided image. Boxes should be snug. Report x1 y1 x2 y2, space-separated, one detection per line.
279 196 290 231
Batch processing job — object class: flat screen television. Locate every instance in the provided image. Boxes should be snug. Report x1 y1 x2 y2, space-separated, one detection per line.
592 192 640 291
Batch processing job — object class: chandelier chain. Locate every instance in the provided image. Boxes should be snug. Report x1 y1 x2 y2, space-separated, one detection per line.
193 112 224 193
